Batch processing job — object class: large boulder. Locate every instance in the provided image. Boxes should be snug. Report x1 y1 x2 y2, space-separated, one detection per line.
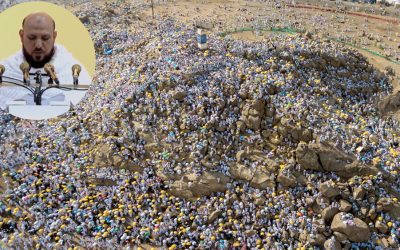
277 172 297 187
229 163 275 189
169 171 229 200
240 99 265 131
295 142 321 170
319 180 340 198
295 141 378 178
378 91 400 115
331 213 371 242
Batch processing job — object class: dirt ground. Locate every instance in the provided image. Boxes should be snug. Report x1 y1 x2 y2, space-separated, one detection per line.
138 0 400 123
137 0 400 90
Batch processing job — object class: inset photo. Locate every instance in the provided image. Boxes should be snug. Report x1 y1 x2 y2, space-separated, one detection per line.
0 1 95 120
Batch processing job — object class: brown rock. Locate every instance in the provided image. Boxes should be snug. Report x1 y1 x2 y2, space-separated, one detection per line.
236 149 247 162
368 207 377 220
295 142 321 171
295 141 378 178
320 181 340 198
353 187 366 200
388 236 397 247
324 237 341 250
333 231 348 243
379 238 390 249
331 212 371 242
294 172 308 186
207 210 221 224
310 233 325 246
169 171 229 200
314 219 326 233
277 172 297 187
229 163 253 182
322 206 340 221
250 169 275 189
278 117 313 143
94 144 113 166
339 200 352 212
377 198 400 218
229 164 275 189
378 92 400 115
239 99 265 131
360 207 368 217
375 220 388 234
111 155 141 171
315 234 326 246
254 196 266 206
144 142 161 153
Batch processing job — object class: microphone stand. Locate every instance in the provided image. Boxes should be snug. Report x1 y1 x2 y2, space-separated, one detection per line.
1 71 89 106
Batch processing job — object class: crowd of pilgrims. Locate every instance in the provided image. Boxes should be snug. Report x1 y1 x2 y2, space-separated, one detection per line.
0 0 399 249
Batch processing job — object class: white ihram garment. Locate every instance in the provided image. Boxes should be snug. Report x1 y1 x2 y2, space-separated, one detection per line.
0 44 91 109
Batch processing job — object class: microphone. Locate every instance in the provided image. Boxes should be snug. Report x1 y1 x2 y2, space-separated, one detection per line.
20 62 31 85
0 64 4 84
72 64 81 85
44 63 59 85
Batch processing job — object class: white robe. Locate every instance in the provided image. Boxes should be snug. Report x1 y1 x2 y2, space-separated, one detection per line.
0 44 91 109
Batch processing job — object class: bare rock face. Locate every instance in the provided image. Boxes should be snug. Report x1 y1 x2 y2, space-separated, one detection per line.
333 231 348 243
229 163 253 182
232 149 280 189
240 99 265 131
278 117 313 143
277 172 297 187
168 171 229 200
229 163 275 189
295 141 378 178
94 144 113 165
331 213 371 242
295 142 321 170
378 91 400 115
93 144 141 171
319 180 340 198
144 142 161 153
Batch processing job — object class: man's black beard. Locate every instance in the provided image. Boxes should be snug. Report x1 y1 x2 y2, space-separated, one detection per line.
23 46 55 68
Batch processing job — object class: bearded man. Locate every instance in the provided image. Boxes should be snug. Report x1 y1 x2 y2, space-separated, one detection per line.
0 12 91 109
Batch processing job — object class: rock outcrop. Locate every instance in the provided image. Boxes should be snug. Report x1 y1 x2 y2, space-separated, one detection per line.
169 171 229 200
278 116 313 142
295 141 378 178
378 91 400 115
239 99 265 131
331 212 371 242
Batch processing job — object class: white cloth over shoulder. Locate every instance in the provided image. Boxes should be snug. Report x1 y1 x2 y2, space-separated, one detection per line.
0 44 91 109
